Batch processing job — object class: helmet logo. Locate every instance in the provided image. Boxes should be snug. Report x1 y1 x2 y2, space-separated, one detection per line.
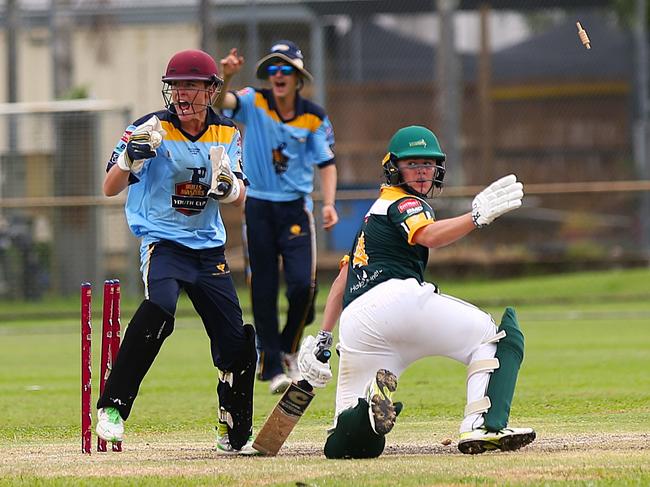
408 139 427 148
271 43 303 60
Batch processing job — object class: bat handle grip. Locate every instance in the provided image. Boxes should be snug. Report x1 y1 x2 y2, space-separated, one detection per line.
297 349 332 391
316 349 331 363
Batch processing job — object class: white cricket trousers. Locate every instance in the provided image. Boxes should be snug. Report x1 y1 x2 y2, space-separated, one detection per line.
335 278 498 433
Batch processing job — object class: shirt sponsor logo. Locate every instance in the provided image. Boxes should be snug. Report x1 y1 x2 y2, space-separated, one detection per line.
349 268 383 293
172 180 210 216
397 199 422 213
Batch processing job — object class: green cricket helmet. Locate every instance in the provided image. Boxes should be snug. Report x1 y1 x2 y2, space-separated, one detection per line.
382 125 446 198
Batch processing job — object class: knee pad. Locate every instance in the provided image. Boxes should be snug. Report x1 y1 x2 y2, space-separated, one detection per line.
126 299 175 342
97 300 174 420
217 324 257 450
464 307 525 432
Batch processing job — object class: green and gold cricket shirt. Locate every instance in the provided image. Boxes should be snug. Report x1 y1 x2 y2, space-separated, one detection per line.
342 185 436 308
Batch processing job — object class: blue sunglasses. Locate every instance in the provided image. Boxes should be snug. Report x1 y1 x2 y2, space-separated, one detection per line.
267 65 295 76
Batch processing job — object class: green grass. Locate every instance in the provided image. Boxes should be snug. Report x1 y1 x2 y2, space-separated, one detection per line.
1 267 648 322
0 267 649 485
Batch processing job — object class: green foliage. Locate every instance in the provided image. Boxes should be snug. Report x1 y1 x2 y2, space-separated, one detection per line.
611 0 650 29
58 85 89 100
524 3 649 37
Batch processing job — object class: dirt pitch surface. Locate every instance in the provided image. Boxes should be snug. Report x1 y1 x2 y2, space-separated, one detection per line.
1 433 648 478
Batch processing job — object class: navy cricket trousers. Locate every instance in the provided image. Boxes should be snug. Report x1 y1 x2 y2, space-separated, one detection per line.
144 240 247 370
97 240 251 419
245 196 317 381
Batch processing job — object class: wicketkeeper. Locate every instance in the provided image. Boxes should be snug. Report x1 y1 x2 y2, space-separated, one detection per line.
298 125 536 458
96 49 258 455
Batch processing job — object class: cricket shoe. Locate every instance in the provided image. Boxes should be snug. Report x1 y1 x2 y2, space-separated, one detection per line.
269 373 292 394
96 407 124 443
458 426 536 454
282 352 301 381
366 369 398 435
215 422 260 456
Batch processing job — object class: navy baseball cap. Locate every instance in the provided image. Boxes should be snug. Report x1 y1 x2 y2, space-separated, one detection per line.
255 40 313 82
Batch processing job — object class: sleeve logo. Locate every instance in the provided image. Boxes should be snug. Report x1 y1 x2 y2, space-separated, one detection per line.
397 199 423 214
120 129 133 144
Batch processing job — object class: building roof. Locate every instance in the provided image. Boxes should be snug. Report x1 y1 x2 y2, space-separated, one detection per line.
335 10 635 84
486 10 634 83
334 20 474 82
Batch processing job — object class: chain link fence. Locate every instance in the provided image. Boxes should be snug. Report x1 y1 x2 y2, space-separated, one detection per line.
0 101 137 299
0 1 648 299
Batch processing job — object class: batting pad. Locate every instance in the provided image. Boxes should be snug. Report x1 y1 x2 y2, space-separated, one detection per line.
96 300 175 420
483 307 525 432
324 399 403 459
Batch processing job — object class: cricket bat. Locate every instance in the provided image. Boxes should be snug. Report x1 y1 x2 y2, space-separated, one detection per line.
253 350 330 456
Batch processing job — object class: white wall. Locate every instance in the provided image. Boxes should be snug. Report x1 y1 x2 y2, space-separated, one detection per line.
3 23 202 118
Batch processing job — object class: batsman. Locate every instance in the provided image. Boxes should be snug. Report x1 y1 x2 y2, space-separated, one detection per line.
298 125 536 458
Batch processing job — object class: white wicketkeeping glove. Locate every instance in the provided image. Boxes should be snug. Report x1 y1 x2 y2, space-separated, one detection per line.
207 146 241 204
116 115 166 174
298 335 332 388
471 174 524 228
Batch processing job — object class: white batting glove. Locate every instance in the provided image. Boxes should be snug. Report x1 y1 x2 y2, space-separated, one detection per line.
471 174 524 228
207 146 241 204
116 115 166 173
298 335 332 388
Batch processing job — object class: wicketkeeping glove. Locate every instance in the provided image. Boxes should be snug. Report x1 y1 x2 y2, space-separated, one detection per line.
298 334 333 388
208 146 241 204
471 174 524 228
116 115 166 174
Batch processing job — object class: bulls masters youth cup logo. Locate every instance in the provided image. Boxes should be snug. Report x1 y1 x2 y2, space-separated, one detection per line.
172 167 210 216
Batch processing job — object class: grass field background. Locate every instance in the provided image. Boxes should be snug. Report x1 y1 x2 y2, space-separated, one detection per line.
0 268 649 485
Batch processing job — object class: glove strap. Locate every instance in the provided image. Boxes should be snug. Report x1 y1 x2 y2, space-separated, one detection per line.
316 330 334 349
116 150 132 172
218 178 241 204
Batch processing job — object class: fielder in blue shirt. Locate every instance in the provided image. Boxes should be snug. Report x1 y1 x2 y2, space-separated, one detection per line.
96 49 258 455
216 41 338 394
